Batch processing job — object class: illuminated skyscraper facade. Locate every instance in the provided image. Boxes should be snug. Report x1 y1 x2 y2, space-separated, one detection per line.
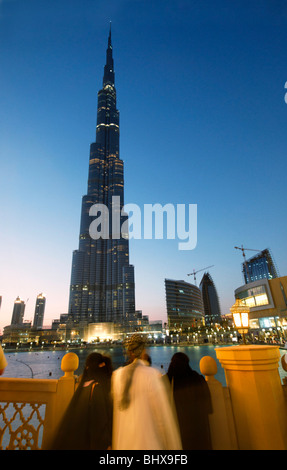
199 272 221 325
165 279 204 330
68 27 135 326
11 296 25 326
33 293 46 330
242 248 278 285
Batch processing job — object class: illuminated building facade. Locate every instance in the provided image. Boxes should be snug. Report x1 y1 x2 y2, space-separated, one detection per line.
33 293 46 330
11 296 25 326
234 276 287 338
243 248 278 284
165 279 204 331
68 26 136 326
199 272 221 325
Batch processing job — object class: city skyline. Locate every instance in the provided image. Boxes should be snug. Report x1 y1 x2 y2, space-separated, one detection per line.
1 0 287 331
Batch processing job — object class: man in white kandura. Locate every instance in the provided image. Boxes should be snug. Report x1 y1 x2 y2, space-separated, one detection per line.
111 334 182 450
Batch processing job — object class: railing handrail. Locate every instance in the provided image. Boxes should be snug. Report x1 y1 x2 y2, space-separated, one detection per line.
0 377 58 392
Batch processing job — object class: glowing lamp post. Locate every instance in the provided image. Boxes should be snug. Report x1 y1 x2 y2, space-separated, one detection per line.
231 299 250 344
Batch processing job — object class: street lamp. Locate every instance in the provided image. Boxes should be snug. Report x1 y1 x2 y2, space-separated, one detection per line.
230 299 250 344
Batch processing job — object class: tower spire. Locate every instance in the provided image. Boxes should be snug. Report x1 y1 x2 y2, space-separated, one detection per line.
109 21 112 46
103 22 115 87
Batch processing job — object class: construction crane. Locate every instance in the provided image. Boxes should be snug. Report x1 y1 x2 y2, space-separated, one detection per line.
187 265 214 286
234 245 261 283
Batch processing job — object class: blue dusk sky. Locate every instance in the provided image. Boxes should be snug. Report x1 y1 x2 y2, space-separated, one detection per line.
0 0 287 331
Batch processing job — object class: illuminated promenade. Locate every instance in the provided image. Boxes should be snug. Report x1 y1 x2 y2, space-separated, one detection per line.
0 345 286 450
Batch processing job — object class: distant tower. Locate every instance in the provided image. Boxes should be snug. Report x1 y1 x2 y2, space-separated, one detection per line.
11 296 25 325
33 293 46 329
122 265 136 323
199 272 221 325
243 248 279 284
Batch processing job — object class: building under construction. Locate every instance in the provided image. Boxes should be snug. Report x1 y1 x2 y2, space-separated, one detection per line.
242 248 279 284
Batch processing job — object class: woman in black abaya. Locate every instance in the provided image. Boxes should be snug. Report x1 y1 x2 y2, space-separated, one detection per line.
166 352 213 450
50 352 113 450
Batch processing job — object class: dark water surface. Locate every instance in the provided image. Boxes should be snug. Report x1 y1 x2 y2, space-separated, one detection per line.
3 344 287 386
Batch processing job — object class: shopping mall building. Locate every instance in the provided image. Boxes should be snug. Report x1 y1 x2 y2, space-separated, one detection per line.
234 276 287 340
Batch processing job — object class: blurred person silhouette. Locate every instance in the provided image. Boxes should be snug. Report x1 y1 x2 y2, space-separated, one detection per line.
111 333 182 450
166 352 213 450
0 344 7 375
50 352 113 450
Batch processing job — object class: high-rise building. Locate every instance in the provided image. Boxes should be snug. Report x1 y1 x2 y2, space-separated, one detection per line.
11 296 25 325
68 26 136 326
33 293 46 330
243 248 278 284
199 272 221 325
122 265 136 323
165 279 204 331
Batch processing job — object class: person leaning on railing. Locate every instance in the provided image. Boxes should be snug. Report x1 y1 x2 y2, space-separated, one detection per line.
0 344 7 375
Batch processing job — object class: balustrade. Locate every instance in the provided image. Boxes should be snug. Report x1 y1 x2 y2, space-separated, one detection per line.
0 352 78 450
0 347 286 450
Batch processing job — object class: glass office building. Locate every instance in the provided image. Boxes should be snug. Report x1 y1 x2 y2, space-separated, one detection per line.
165 279 204 330
199 272 221 325
11 297 25 326
68 27 135 326
243 248 278 284
33 293 46 330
